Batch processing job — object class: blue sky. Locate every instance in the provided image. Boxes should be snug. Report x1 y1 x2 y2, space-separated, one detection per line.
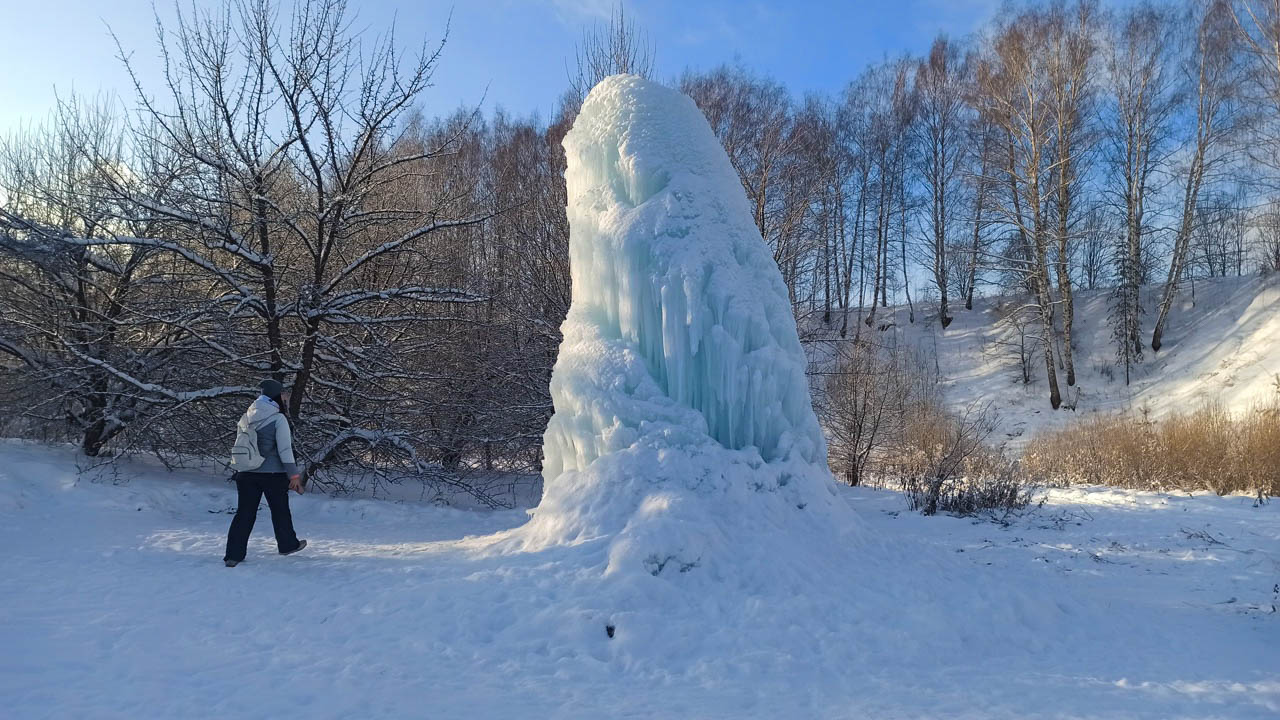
0 0 1000 132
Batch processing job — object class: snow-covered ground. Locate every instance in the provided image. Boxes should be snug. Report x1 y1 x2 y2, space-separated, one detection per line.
5 74 1278 720
809 274 1280 447
3 440 1276 719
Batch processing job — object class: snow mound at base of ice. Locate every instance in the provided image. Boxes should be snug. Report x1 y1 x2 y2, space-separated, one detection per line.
510 75 853 583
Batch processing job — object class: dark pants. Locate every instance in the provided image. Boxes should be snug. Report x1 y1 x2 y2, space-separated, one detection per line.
224 472 301 562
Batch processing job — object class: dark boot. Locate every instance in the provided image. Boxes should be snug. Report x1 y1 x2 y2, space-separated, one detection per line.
280 539 307 556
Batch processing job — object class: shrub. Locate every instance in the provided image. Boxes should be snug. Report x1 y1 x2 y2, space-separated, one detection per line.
891 402 1036 516
1022 401 1280 496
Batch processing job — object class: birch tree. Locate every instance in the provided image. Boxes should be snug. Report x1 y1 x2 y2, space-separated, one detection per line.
976 10 1064 408
1103 2 1179 375
915 36 969 328
1151 0 1248 351
1044 0 1099 388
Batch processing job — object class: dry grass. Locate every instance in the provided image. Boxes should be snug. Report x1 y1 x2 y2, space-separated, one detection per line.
1022 401 1280 496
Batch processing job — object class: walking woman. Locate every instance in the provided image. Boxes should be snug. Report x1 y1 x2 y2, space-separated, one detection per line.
223 379 307 567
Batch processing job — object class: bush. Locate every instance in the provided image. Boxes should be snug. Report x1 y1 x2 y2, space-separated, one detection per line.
890 402 1036 516
817 340 1038 516
1022 401 1280 496
900 452 1036 517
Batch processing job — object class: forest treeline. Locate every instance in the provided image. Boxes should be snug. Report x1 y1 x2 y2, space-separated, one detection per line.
3 0 1280 500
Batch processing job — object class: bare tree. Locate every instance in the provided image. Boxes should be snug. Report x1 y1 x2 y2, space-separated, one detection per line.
0 97 177 455
1255 198 1280 273
0 0 517 501
818 337 937 487
914 35 969 328
789 96 847 324
1077 203 1116 289
836 76 877 336
856 59 916 330
987 299 1042 385
1193 188 1250 277
1103 2 1179 377
961 105 999 310
1234 0 1280 181
568 4 655 103
1152 0 1248 351
975 9 1064 408
1044 0 1099 388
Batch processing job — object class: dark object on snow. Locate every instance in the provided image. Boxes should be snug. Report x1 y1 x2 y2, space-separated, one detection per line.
223 472 303 564
605 624 615 638
259 378 284 397
280 539 307 556
225 559 239 567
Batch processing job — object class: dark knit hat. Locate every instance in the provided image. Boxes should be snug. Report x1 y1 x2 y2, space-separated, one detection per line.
259 379 284 397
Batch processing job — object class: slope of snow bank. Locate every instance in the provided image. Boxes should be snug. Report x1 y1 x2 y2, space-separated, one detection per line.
811 274 1280 445
2 442 1276 719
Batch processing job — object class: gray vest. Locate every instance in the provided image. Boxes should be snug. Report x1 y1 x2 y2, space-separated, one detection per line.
255 418 292 474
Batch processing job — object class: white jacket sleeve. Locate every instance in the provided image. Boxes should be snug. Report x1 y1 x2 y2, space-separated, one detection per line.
274 415 299 475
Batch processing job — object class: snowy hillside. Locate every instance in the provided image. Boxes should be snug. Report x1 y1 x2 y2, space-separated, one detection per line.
2 441 1277 719
811 274 1280 446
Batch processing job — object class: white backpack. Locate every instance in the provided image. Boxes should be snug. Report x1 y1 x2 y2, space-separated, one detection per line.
229 415 266 471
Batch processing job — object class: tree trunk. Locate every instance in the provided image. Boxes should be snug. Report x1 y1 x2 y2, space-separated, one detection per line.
966 137 990 312
256 192 285 379
900 176 914 324
1152 154 1205 352
1055 190 1076 387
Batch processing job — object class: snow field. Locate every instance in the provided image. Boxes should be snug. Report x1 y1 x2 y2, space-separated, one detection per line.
1 441 1277 719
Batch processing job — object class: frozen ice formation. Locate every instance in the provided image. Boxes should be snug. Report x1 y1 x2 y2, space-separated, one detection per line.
519 75 848 569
